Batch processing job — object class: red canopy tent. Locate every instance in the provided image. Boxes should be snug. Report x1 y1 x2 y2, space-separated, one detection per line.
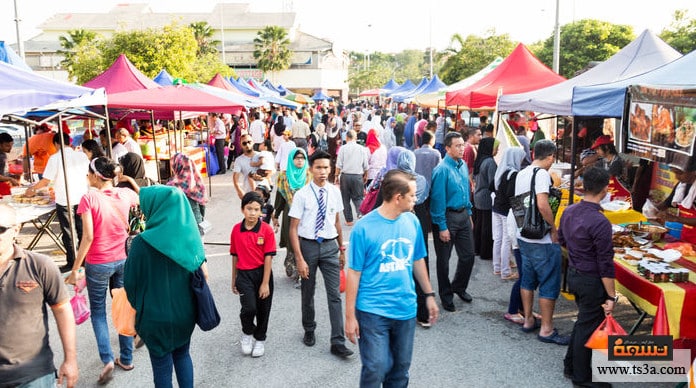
84 54 160 93
107 84 245 113
207 73 247 95
445 44 565 110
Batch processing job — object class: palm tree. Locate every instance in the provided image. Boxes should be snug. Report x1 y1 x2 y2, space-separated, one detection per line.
253 26 292 79
58 29 98 73
189 21 220 56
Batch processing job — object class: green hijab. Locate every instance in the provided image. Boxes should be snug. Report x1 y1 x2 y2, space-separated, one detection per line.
138 186 205 272
286 148 309 191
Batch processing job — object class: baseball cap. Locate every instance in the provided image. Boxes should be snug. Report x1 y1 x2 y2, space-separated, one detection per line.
591 135 613 150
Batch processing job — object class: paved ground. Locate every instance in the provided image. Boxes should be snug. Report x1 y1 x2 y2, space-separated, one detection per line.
21 172 671 387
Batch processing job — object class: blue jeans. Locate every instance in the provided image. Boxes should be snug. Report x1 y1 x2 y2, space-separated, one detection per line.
507 249 523 314
85 259 133 365
518 240 562 299
18 373 55 388
356 310 416 388
149 341 193 388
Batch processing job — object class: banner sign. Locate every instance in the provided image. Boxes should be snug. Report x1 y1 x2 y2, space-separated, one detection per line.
623 85 696 171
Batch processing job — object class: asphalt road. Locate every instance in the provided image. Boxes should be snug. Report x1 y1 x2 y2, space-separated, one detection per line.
23 172 672 387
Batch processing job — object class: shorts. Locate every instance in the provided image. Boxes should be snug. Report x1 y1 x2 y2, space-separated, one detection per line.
518 239 561 299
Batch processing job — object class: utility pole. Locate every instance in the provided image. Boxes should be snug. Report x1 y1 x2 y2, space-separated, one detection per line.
13 0 24 60
552 0 560 73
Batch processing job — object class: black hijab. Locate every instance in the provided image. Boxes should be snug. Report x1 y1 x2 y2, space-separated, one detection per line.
473 137 495 175
120 152 146 179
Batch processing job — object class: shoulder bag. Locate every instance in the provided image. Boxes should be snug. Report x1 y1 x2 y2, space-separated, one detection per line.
520 168 550 239
191 265 221 331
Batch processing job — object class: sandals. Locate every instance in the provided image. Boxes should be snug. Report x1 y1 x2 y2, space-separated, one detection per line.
501 273 519 280
503 313 525 325
98 362 114 385
115 358 134 371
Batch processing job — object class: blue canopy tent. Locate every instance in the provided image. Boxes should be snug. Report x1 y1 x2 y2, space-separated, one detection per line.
263 80 286 96
0 41 31 71
311 91 333 102
153 69 174 86
390 77 428 101
229 77 261 97
572 47 696 117
248 78 281 97
385 79 416 97
382 79 400 91
394 75 447 103
185 83 266 109
276 84 289 96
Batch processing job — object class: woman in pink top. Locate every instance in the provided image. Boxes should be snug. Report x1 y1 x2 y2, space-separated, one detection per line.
66 157 139 384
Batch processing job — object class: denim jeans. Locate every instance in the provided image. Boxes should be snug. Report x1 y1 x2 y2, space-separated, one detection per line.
356 310 415 388
149 341 193 388
56 204 82 267
18 373 55 388
85 259 133 365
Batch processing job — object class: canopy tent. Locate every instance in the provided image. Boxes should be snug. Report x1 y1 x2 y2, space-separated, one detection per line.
229 77 261 97
572 47 696 117
382 79 400 91
207 73 250 96
84 54 160 93
276 84 289 96
311 91 333 101
0 41 31 71
390 77 427 99
228 78 300 108
359 88 382 97
0 60 106 117
153 69 174 86
186 83 265 109
393 75 447 103
386 79 415 97
248 78 281 97
446 44 566 110
499 30 681 115
107 84 247 113
263 80 286 96
413 57 503 108
285 92 314 105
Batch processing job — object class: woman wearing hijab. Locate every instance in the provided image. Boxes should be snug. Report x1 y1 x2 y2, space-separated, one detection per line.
272 148 311 284
394 114 405 147
367 146 406 211
472 137 498 261
124 186 207 388
309 123 328 155
365 129 387 186
167 153 208 230
493 148 525 284
381 117 396 150
117 152 155 192
65 157 140 384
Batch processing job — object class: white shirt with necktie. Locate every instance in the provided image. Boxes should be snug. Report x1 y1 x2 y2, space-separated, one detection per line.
289 181 344 240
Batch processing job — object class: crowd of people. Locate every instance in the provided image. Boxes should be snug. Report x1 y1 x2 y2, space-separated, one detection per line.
0 103 627 388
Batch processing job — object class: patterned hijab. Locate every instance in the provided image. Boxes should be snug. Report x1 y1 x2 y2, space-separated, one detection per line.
167 153 207 205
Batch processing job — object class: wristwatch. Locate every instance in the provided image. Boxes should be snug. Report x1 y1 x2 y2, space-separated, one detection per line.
424 292 436 298
607 295 619 303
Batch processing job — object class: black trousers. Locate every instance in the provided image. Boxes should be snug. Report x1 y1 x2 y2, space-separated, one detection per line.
473 208 493 260
236 266 274 341
414 199 432 322
564 268 608 384
214 138 226 174
56 204 82 268
432 210 475 305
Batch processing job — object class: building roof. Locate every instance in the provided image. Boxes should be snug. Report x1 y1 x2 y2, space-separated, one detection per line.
37 3 295 32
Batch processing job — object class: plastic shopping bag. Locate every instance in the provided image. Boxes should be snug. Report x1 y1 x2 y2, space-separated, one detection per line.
70 286 90 325
585 315 627 350
111 288 136 336
339 269 346 293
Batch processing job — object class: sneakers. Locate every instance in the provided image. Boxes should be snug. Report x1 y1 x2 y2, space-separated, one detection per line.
416 320 431 328
330 344 354 358
240 334 253 355
251 341 265 357
303 331 316 347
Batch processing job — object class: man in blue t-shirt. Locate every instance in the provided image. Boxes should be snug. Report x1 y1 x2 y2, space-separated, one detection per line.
345 170 439 387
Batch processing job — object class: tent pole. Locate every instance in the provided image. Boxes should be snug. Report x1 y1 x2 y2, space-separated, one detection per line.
57 114 78 267
201 116 212 196
105 109 114 159
568 118 578 205
150 110 161 183
22 124 32 183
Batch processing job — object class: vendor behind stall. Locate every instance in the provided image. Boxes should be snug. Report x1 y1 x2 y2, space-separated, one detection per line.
656 158 696 244
591 135 627 187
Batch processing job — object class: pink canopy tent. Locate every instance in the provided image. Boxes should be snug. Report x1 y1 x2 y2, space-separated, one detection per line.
84 54 159 93
445 44 565 110
207 73 247 95
107 84 245 114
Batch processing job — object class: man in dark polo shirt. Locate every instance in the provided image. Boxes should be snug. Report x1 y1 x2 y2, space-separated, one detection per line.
558 167 615 388
0 204 79 387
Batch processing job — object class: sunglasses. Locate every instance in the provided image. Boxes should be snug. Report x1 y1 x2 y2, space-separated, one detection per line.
242 141 252 145
0 225 15 234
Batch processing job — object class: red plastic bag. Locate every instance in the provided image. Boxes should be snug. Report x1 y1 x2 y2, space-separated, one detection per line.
70 287 90 325
111 288 136 336
585 315 627 350
339 269 346 293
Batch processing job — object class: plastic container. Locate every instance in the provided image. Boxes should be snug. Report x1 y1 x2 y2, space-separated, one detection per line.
665 221 683 240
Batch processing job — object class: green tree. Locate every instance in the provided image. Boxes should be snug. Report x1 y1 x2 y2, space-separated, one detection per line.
189 21 220 56
253 26 292 76
439 31 515 84
660 10 696 54
58 29 99 75
535 19 634 78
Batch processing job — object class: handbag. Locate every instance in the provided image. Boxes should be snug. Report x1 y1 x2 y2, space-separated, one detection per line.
585 315 627 350
70 286 90 325
191 265 221 331
359 178 381 215
520 168 550 239
111 288 136 336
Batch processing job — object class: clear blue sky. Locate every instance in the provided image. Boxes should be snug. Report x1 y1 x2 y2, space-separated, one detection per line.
1 0 693 53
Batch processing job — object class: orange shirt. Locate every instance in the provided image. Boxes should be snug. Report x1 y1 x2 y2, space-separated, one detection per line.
23 132 57 174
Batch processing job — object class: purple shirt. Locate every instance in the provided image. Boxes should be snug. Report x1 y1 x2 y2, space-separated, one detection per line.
558 200 615 279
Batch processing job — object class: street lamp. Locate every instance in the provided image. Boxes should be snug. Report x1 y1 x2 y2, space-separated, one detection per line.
367 24 372 70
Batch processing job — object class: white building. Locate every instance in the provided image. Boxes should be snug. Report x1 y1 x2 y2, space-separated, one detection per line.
19 3 349 100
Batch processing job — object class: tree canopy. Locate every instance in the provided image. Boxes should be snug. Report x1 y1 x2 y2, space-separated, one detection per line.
60 23 233 84
535 19 634 78
438 31 516 84
253 26 292 73
660 10 696 55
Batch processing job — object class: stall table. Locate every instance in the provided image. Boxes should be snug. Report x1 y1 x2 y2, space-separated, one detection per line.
15 205 64 253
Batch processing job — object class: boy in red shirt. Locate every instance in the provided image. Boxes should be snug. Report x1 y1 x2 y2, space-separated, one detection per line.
230 191 276 357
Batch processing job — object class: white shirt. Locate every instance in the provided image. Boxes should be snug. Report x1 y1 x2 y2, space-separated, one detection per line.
514 165 552 244
233 153 256 193
122 137 142 157
289 181 344 240
336 141 368 174
249 120 266 144
275 140 297 172
212 117 226 140
42 148 89 206
111 143 128 162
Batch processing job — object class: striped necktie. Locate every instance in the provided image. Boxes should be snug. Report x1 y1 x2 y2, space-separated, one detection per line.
315 188 326 239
